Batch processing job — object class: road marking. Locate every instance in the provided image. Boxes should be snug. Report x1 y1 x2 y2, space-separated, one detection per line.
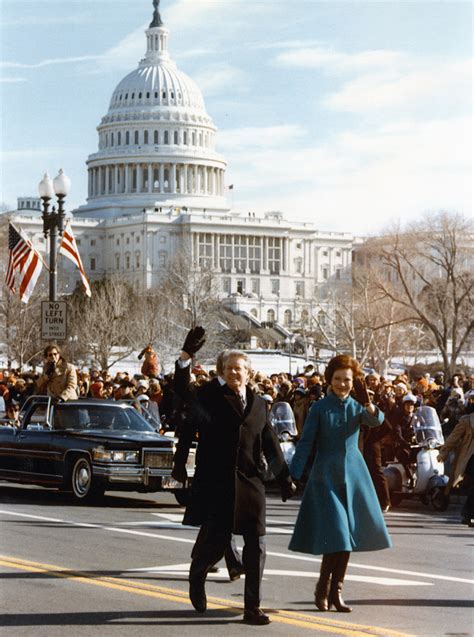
127 563 431 586
1 508 472 585
0 555 415 637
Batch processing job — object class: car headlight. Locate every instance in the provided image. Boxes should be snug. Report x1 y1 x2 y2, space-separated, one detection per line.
93 447 139 463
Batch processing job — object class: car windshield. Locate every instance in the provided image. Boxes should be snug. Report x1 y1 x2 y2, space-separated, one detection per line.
53 404 155 432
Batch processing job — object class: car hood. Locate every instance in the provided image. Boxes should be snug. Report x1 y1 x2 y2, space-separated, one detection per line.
64 430 174 447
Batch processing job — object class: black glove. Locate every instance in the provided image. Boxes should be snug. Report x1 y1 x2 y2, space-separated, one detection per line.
45 361 55 377
280 480 297 502
352 376 371 406
171 463 187 484
182 326 206 357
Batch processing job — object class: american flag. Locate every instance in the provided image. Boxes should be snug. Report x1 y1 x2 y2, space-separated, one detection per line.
58 220 91 297
5 223 43 303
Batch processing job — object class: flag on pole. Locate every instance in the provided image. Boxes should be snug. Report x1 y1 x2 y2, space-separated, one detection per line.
58 220 92 297
5 223 43 303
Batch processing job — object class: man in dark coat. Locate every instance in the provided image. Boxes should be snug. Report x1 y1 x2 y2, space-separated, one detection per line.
172 328 296 626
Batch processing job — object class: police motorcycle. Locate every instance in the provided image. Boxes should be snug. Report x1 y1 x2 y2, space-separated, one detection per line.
383 405 449 510
263 401 298 481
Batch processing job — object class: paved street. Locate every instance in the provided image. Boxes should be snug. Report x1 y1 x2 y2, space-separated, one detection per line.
0 484 472 637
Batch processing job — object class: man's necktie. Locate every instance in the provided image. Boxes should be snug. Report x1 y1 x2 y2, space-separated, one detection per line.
238 392 246 412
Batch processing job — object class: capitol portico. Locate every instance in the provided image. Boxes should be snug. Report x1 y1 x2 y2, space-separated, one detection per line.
5 0 360 329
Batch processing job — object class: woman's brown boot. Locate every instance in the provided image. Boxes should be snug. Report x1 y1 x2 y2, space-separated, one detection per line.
328 551 352 612
314 554 337 611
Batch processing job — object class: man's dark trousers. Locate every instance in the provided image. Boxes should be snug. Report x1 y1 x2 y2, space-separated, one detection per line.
190 522 265 610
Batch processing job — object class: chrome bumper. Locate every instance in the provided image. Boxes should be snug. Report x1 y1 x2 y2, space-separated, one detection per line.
93 465 194 488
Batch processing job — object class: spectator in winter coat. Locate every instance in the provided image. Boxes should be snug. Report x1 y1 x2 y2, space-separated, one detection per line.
36 345 78 401
139 345 161 378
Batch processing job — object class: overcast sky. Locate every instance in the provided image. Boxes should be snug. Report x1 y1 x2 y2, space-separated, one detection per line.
1 0 472 234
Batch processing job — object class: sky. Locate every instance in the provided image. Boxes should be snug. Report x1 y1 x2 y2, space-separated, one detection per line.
0 0 472 234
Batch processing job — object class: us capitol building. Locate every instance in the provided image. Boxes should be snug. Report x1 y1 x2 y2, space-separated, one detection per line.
8 1 360 330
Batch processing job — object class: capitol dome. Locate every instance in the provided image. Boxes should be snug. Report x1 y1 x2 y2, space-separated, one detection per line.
75 0 228 219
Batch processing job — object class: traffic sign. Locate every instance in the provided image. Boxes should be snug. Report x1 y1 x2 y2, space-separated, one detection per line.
41 301 67 341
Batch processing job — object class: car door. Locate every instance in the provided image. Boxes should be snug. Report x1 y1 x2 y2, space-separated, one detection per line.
13 399 62 485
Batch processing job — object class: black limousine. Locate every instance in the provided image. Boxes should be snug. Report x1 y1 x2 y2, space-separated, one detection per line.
0 396 195 503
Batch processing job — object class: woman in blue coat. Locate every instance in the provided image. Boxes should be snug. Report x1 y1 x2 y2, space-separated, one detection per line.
289 355 392 613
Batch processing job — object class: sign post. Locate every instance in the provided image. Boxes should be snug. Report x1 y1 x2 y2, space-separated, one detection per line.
41 301 67 341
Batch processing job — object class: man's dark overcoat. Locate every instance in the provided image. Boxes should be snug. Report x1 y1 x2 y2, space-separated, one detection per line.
173 365 289 536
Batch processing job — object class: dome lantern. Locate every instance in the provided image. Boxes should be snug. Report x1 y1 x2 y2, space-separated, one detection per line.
149 0 164 28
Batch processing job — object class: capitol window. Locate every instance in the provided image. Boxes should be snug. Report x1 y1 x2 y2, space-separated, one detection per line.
219 235 232 272
138 92 142 99
268 238 281 274
154 130 159 144
144 130 149 144
183 131 188 145
295 281 304 297
134 131 139 145
284 310 292 326
158 251 167 267
111 132 114 146
90 258 96 271
267 309 276 323
164 131 169 144
248 237 261 273
125 131 130 145
159 235 166 243
174 131 178 144
234 236 247 273
125 255 130 269
198 233 212 268
222 278 231 294
118 132 121 145
271 279 280 295
115 255 120 269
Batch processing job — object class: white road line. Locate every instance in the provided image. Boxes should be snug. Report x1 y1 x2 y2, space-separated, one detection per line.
125 563 431 586
0 509 471 585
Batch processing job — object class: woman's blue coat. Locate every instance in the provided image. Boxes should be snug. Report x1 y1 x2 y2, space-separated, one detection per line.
289 393 392 556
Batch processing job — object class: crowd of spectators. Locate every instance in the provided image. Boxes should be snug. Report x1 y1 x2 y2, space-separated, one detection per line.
1 346 473 518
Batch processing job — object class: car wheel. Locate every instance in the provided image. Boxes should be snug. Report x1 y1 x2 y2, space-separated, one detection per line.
68 456 104 503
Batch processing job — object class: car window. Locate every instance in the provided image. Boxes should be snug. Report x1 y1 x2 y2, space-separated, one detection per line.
25 404 48 427
54 405 155 432
54 408 90 430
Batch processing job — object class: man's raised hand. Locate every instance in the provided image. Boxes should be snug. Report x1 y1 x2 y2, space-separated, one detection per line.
182 326 206 357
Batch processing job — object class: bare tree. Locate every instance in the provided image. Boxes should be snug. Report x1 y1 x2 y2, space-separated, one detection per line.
357 212 473 377
144 252 227 366
68 277 137 370
0 282 45 369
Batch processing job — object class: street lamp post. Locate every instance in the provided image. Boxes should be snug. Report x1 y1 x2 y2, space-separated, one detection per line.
38 169 71 302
